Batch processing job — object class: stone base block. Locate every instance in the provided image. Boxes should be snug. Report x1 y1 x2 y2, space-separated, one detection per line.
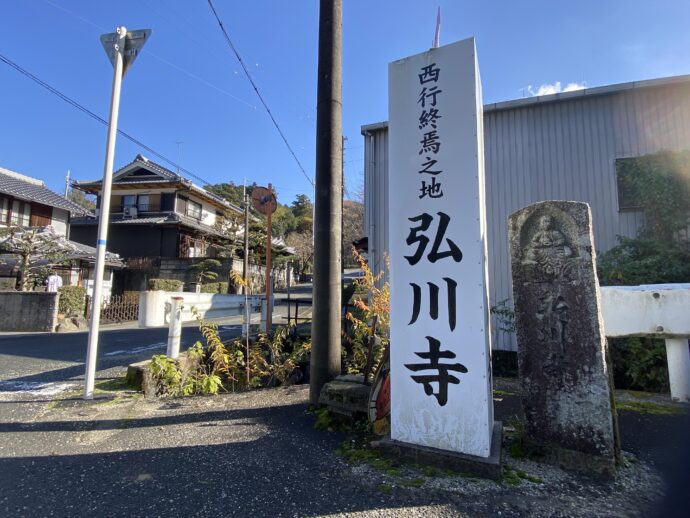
126 360 156 398
318 375 371 418
524 440 618 479
126 352 205 399
374 421 503 481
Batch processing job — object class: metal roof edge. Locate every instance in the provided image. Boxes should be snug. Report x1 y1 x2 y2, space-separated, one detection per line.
484 74 690 113
361 74 690 130
361 121 389 134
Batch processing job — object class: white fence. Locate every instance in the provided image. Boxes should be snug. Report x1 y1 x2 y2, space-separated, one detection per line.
138 290 263 328
600 283 690 402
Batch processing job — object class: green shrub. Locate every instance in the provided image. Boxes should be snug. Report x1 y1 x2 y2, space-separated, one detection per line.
123 290 140 302
200 282 229 294
58 286 86 316
609 337 669 393
492 350 518 378
148 278 183 291
598 150 690 393
598 236 690 286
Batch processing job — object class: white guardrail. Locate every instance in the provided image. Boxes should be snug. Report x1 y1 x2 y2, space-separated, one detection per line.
138 290 263 328
138 285 689 402
600 283 690 402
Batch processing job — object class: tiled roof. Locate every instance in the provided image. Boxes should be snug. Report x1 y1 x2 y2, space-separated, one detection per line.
75 155 243 214
68 240 123 266
112 216 168 225
70 213 225 237
0 167 90 215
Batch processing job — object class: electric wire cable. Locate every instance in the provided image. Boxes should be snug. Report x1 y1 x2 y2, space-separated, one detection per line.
0 52 215 188
206 0 314 187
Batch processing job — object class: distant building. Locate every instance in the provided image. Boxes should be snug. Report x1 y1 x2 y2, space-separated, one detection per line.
362 74 690 350
71 154 243 260
0 166 121 294
0 166 89 236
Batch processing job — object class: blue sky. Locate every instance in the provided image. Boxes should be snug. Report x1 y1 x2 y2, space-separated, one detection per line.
1 0 689 203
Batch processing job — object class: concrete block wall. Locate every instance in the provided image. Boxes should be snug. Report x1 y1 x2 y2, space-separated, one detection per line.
0 292 59 332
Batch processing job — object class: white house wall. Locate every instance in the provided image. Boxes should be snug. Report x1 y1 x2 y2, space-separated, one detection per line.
363 79 690 351
50 208 68 237
175 193 218 226
200 200 217 226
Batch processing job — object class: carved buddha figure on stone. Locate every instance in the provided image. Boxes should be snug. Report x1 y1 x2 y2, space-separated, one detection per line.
523 214 573 276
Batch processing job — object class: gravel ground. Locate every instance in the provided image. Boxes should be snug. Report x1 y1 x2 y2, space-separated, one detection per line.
0 384 685 517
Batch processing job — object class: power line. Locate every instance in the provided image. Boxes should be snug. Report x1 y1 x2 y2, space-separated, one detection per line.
0 52 215 187
43 0 258 110
206 0 314 187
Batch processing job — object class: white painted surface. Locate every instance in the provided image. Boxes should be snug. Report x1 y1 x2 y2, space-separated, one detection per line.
167 297 184 358
388 38 493 457
601 284 690 402
138 290 262 327
600 284 690 337
200 201 216 226
84 269 113 299
665 338 690 402
50 208 68 236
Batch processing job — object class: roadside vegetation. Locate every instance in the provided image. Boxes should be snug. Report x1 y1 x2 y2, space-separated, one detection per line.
148 309 311 396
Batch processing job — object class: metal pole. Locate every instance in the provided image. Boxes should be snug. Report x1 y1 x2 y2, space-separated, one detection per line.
265 183 273 332
310 0 342 405
64 170 70 198
84 26 126 399
167 296 184 359
243 191 249 295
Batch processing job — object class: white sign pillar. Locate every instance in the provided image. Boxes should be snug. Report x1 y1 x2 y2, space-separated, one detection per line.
167 296 184 359
388 38 494 457
84 27 151 399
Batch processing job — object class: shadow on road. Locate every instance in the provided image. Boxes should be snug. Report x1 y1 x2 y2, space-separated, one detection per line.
0 399 447 516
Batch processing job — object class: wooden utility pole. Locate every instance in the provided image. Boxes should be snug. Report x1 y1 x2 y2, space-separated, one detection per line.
310 0 343 405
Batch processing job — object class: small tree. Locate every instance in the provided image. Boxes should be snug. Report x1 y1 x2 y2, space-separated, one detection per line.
285 231 313 279
189 258 222 285
0 226 76 291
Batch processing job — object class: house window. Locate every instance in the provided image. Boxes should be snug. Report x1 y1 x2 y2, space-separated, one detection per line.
186 199 202 220
137 195 150 211
123 195 136 209
10 200 30 226
615 158 643 211
616 152 690 212
0 197 8 225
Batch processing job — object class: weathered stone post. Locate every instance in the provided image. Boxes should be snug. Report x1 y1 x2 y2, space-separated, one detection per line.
508 201 619 476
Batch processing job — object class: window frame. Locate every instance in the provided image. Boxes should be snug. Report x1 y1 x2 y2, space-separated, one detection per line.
186 199 202 220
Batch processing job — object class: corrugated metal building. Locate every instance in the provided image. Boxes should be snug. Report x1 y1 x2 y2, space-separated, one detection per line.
362 75 690 350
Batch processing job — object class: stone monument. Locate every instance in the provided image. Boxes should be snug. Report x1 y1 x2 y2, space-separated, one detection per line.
508 201 619 476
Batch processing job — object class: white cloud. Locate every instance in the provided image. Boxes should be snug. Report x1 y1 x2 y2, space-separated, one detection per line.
526 81 586 97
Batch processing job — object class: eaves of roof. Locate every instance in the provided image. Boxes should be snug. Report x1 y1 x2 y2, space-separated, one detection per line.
0 169 91 215
74 155 243 215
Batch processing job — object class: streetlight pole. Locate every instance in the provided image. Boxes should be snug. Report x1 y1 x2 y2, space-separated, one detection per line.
84 26 150 399
84 27 126 399
310 0 343 405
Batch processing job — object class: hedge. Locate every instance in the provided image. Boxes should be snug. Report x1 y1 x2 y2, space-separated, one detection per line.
58 286 86 316
200 282 229 294
148 278 184 291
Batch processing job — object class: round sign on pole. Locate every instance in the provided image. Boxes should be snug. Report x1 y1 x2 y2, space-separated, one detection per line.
251 186 277 215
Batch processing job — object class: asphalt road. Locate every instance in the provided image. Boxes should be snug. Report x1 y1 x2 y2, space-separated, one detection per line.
0 281 316 397
0 321 246 395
